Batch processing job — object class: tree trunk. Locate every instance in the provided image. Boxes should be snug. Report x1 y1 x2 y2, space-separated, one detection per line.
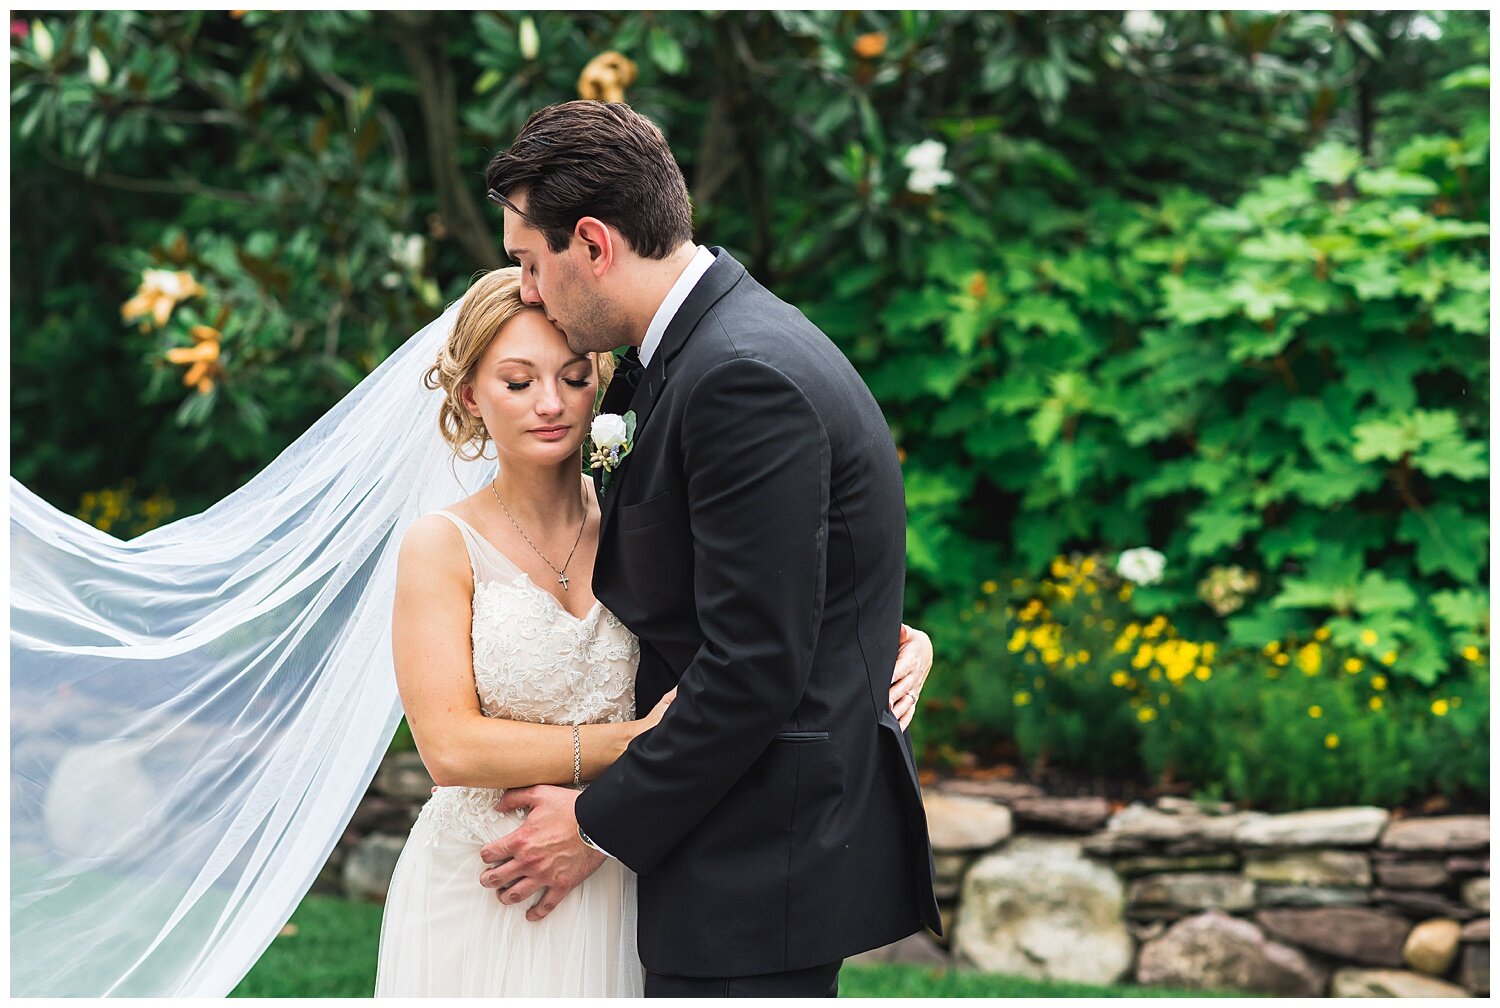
389 12 502 268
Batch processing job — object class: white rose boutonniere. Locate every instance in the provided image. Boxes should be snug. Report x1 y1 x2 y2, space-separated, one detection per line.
588 410 636 495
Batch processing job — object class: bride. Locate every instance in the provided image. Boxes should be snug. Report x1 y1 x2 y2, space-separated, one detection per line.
374 267 932 996
7 267 929 997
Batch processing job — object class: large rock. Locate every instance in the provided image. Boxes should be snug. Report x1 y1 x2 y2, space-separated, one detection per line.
1462 876 1488 912
1404 918 1463 976
848 930 949 968
1156 795 1237 816
1253 906 1409 966
1127 872 1257 916
1234 806 1388 848
1254 884 1371 908
1330 968 1472 998
1244 849 1371 887
373 751 436 802
924 792 1013 852
1110 853 1240 878
1135 909 1327 996
953 835 1133 985
1461 918 1489 942
1010 795 1112 833
1459 942 1489 996
937 779 1045 802
342 833 408 902
1375 859 1453 889
1380 815 1489 853
1374 887 1481 920
1084 802 1262 856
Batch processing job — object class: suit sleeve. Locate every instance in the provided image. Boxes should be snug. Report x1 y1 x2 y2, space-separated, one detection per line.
575 356 830 875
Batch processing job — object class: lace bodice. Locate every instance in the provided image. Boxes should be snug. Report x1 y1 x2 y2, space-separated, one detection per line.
413 507 638 846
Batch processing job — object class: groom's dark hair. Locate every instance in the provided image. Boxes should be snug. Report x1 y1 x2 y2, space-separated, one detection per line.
486 101 694 260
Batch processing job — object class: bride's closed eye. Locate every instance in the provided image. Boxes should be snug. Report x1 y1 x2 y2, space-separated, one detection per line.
505 378 592 391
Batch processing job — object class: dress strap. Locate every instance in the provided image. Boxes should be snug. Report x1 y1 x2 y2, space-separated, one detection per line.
432 510 524 582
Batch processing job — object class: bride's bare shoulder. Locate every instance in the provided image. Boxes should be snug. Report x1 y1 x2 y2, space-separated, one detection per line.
398 509 470 575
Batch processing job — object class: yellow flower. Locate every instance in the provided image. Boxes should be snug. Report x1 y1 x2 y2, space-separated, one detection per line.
1054 582 1076 602
1344 657 1364 674
1148 669 1161 681
1194 665 1211 681
122 269 205 329
982 579 999 595
1050 556 1070 579
1042 646 1063 665
1263 641 1282 656
1137 707 1157 723
1083 580 1098 595
1308 705 1323 719
1006 628 1027 653
1273 653 1290 666
1461 645 1482 662
1201 642 1215 662
164 324 224 394
1011 578 1026 591
1013 690 1032 706
1372 674 1388 691
1380 650 1397 666
1324 733 1340 749
853 31 887 59
1080 556 1097 575
1369 696 1384 711
1076 649 1090 664
1102 619 1116 632
1119 584 1134 601
1110 670 1130 687
1131 645 1154 669
1431 699 1449 717
1314 626 1331 641
1296 642 1322 676
1360 629 1379 646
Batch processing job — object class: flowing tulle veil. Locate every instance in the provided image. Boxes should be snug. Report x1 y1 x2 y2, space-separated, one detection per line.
10 301 497 995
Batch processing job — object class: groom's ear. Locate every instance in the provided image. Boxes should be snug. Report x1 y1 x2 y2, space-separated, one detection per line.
573 217 614 278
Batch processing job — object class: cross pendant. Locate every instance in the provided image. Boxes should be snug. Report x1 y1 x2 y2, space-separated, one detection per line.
558 574 570 591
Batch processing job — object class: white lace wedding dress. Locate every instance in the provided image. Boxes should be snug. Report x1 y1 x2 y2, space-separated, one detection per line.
374 509 644 997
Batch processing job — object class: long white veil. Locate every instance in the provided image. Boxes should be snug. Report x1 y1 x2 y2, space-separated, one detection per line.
10 301 496 996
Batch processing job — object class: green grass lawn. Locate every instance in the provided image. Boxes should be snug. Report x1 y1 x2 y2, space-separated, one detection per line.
233 895 1254 998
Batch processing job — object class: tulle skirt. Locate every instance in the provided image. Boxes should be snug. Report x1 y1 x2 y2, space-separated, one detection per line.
374 786 644 997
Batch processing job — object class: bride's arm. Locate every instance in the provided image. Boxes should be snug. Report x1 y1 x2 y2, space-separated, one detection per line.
391 514 660 789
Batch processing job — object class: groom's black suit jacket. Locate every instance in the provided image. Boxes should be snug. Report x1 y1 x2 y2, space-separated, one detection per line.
575 249 940 978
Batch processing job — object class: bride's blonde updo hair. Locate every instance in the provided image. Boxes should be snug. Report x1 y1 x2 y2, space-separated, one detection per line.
424 266 616 461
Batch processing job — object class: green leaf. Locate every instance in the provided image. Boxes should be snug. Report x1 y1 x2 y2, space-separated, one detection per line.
1272 547 1363 611
1159 275 1234 325
1355 168 1440 198
1430 589 1489 630
1397 504 1487 583
1226 603 1306 647
1440 65 1489 91
647 27 686 75
1186 506 1258 557
1413 436 1486 481
1304 142 1361 186
1333 258 1402 300
1352 571 1417 615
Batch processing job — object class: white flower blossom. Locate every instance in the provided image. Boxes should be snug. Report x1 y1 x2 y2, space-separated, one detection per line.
388 234 425 273
1116 546 1166 586
519 17 540 61
87 47 109 87
590 413 628 450
903 139 955 195
32 21 54 62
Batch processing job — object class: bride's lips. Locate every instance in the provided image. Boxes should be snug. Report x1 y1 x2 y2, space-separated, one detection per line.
528 425 571 441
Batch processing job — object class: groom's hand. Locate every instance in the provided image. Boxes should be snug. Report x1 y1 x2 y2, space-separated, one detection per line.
478 785 605 922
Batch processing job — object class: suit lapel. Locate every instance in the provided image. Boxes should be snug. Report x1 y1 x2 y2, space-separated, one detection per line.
598 248 747 532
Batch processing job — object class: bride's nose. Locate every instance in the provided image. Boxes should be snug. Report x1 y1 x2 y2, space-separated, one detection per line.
534 383 564 417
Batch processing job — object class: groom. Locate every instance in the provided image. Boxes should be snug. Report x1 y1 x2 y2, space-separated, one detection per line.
476 101 940 996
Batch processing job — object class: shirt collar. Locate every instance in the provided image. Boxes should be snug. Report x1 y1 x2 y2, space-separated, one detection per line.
638 245 715 368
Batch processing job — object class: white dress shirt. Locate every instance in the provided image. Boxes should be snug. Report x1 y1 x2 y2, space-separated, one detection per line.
638 245 715 367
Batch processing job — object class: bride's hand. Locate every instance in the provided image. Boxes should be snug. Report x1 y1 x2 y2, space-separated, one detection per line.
632 687 677 737
889 623 933 731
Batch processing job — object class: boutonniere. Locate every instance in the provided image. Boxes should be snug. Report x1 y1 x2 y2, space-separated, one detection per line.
588 410 636 495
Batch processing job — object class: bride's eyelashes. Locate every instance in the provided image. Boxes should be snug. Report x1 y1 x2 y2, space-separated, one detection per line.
504 378 592 392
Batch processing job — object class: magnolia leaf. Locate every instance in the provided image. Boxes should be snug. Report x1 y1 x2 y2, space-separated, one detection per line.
1430 589 1489 630
647 28 686 75
1397 503 1487 583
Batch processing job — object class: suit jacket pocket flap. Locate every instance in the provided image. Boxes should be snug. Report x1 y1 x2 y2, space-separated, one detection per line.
618 489 678 531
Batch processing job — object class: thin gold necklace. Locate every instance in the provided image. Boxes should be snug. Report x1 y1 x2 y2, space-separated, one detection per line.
489 478 588 591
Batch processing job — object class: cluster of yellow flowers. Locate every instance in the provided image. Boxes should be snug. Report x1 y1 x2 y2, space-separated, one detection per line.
987 552 1482 731
77 482 175 536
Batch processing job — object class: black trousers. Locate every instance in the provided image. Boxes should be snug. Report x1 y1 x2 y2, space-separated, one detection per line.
644 960 842 998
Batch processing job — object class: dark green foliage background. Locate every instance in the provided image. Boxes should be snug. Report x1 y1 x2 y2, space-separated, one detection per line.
11 11 1489 808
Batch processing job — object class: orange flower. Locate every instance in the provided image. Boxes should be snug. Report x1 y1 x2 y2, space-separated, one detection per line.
854 32 887 59
165 324 223 394
122 269 205 329
577 51 638 103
